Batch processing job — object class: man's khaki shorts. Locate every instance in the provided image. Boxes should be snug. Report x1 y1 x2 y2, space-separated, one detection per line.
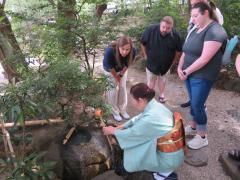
146 68 168 83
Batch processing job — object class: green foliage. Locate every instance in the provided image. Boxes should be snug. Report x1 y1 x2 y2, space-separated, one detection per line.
0 83 38 124
125 0 189 42
33 60 108 110
0 0 120 125
0 59 109 121
217 0 240 36
0 152 56 179
126 24 146 41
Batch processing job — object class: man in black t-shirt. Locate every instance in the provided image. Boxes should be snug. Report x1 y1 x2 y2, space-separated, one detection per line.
141 16 182 103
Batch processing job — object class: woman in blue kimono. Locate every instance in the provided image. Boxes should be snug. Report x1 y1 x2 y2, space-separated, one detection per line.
103 83 184 179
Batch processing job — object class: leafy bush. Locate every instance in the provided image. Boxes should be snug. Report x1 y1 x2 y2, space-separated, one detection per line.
0 152 56 179
217 0 240 36
0 59 109 122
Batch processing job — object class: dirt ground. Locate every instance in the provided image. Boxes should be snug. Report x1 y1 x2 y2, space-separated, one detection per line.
95 59 240 180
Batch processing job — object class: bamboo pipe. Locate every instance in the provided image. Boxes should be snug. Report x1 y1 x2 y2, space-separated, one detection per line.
1 120 10 156
95 109 113 151
0 118 64 128
5 130 17 167
0 118 17 167
63 127 76 145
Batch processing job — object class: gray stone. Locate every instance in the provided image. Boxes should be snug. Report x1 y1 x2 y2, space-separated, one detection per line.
219 153 240 180
184 148 208 167
92 170 124 180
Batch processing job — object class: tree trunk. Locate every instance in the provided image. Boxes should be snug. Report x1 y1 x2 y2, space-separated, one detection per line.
57 0 77 55
96 4 107 19
188 0 191 13
0 6 26 82
120 0 124 10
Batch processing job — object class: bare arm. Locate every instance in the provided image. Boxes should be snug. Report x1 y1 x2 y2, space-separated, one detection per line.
184 41 222 75
177 52 186 80
116 124 125 130
236 54 240 77
173 51 182 64
110 68 121 84
120 66 127 76
103 124 125 135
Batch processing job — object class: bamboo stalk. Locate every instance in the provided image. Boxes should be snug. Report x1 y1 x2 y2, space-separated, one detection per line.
99 117 113 151
95 109 113 151
5 131 15 158
63 127 76 145
0 118 64 128
0 118 17 167
5 130 17 167
1 120 10 157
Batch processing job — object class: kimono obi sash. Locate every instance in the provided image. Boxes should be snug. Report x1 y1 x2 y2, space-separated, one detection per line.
157 112 186 153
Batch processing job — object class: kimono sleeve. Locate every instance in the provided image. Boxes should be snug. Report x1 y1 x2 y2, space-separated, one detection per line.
122 113 142 128
114 113 171 149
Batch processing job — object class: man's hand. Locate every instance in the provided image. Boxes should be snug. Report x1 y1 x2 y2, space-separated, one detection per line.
140 43 147 60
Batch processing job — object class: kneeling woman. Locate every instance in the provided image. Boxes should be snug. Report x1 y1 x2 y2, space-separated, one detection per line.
103 83 185 179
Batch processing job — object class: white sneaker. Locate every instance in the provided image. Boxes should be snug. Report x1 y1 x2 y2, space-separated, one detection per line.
204 104 207 112
185 125 196 136
112 113 122 121
187 134 208 150
121 112 130 119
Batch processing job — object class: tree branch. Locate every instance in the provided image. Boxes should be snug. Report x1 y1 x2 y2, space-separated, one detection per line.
0 0 6 8
47 0 56 7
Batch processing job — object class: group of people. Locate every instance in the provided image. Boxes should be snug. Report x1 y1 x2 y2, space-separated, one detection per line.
102 0 238 179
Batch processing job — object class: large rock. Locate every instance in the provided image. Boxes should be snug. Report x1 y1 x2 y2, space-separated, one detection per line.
219 153 240 180
32 125 112 180
60 126 112 180
215 70 240 93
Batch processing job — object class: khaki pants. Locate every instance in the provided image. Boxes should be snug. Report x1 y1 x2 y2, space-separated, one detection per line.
105 71 128 115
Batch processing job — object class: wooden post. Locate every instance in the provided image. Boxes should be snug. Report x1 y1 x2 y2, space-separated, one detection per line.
0 117 17 167
1 119 9 157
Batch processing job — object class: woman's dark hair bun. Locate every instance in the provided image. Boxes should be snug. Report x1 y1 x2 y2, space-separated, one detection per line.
130 83 155 102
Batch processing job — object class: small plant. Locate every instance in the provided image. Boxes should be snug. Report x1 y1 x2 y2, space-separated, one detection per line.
0 152 56 179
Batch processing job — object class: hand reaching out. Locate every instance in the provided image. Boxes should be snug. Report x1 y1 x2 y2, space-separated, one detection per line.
103 126 116 135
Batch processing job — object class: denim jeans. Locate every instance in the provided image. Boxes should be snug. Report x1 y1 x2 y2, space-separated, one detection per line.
185 77 214 132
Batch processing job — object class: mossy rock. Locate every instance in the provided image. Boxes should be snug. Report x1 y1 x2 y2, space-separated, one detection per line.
215 70 240 93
